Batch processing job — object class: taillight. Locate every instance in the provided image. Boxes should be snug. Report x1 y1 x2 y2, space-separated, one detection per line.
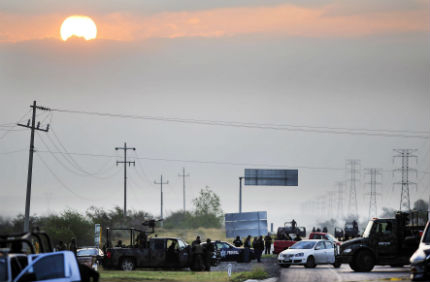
107 251 112 259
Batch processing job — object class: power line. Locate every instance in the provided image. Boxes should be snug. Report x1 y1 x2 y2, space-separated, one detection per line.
50 107 429 139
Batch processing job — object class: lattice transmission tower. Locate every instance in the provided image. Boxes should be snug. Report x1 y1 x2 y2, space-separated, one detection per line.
393 149 417 211
346 159 361 218
364 168 382 219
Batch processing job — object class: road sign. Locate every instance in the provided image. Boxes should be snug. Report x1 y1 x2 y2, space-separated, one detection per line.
225 211 268 238
244 169 298 186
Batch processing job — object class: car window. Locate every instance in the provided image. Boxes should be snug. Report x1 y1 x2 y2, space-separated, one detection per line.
216 242 223 249
31 254 65 281
423 225 430 244
223 243 231 249
375 222 393 235
315 242 324 250
0 256 7 281
153 240 165 250
324 241 333 249
177 240 186 249
312 234 322 239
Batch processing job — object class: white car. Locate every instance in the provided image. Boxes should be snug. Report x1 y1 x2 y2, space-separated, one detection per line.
277 239 340 268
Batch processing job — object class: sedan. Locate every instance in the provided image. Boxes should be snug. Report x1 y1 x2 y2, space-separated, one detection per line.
277 239 340 268
76 247 104 270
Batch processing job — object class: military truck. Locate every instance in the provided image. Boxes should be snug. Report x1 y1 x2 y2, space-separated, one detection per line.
103 227 194 270
337 211 428 272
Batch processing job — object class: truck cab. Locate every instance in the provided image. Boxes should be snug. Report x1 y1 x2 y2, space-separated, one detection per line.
338 212 427 272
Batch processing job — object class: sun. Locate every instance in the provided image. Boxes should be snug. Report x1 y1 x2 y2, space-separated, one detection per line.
60 15 97 41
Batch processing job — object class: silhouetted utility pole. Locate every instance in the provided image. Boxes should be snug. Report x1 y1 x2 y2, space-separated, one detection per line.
154 175 169 227
17 101 50 232
346 159 361 219
328 191 336 219
364 168 382 219
115 142 135 217
393 149 417 211
178 168 189 212
336 181 345 219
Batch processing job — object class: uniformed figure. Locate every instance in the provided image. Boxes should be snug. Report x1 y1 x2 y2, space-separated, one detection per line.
115 240 123 247
191 237 204 270
233 236 243 247
242 235 252 262
58 240 67 251
264 233 272 255
192 236 201 246
254 236 264 262
167 241 178 265
244 235 251 248
69 238 77 255
136 231 147 248
203 238 214 271
291 219 297 230
322 226 328 233
312 227 316 232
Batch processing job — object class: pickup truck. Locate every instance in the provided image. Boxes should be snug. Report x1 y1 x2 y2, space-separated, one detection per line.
0 230 94 282
274 232 339 254
103 227 195 270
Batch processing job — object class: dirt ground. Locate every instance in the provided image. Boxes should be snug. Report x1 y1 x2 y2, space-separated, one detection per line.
211 255 280 278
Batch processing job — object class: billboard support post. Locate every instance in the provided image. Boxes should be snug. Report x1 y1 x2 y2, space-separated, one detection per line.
239 177 243 213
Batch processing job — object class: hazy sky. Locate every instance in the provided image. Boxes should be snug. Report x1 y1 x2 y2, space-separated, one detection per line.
0 0 429 230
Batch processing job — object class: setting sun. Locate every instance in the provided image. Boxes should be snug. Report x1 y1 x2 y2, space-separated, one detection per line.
60 15 97 41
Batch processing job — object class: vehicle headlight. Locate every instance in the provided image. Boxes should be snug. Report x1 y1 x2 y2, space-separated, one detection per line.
295 253 304 257
410 250 426 264
343 248 352 254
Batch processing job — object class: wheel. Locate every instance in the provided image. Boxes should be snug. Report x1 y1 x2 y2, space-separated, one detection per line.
280 264 291 268
304 256 316 268
353 251 374 272
121 258 135 271
333 261 341 268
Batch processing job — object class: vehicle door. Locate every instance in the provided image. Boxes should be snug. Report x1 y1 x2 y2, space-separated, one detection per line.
224 243 240 261
372 221 397 256
14 251 80 282
313 241 326 264
323 241 335 264
177 239 189 268
149 239 166 267
216 242 228 260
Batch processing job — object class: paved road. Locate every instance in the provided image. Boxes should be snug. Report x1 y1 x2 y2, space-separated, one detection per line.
279 264 410 282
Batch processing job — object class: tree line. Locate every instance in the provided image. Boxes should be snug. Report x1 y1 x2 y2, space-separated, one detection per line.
0 187 223 247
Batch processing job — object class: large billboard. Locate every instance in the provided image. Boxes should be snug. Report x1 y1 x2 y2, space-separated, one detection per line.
225 211 268 238
244 169 298 186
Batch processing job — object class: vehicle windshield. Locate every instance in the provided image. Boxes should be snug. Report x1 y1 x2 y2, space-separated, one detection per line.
77 249 97 256
362 221 373 238
290 241 316 249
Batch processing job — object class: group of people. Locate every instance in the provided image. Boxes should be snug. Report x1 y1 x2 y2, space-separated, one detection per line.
190 236 214 271
232 233 273 262
55 238 78 255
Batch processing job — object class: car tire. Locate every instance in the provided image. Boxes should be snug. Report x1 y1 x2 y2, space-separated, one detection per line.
333 260 341 268
354 251 374 272
280 264 291 268
304 256 316 268
121 257 135 271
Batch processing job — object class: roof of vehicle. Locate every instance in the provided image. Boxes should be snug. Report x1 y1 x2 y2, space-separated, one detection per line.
310 232 328 235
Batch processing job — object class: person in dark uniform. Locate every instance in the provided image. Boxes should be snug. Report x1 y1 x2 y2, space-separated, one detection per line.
242 235 252 262
312 227 316 232
167 241 178 265
136 231 147 248
233 236 243 247
203 238 214 271
115 240 123 247
291 219 297 230
264 233 272 255
322 226 328 233
192 236 201 246
69 238 77 255
57 241 67 251
255 236 264 262
244 235 251 248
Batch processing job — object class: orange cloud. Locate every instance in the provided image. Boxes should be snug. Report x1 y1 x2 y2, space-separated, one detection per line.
0 3 428 42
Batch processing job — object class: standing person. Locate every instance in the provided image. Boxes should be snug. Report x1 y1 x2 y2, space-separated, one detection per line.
264 233 272 255
242 235 251 262
69 238 77 255
192 236 201 246
203 238 214 271
58 240 67 251
233 236 243 247
255 236 264 262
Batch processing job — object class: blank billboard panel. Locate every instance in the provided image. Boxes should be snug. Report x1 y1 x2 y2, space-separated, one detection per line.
225 211 268 238
244 169 298 186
